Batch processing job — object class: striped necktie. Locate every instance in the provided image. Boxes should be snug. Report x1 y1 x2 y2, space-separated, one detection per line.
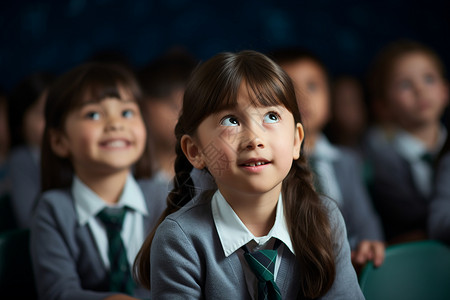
242 239 282 300
97 207 135 295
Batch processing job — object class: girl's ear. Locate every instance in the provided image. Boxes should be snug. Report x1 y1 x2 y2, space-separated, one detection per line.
293 123 304 160
181 134 206 169
49 129 70 158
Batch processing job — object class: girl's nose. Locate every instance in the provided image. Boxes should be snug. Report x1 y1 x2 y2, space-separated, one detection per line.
245 136 265 150
105 117 124 131
240 125 265 151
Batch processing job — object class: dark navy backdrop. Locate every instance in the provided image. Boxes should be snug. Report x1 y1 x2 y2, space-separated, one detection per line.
1 0 449 91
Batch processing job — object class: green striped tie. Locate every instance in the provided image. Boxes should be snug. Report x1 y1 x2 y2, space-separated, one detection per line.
242 240 282 300
97 207 135 295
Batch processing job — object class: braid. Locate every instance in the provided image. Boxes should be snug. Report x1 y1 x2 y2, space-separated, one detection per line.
134 122 198 289
166 140 196 214
283 155 335 298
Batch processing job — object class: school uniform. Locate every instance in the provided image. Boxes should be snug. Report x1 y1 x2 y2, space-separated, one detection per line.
365 127 447 241
150 189 365 299
428 153 450 242
30 174 168 300
8 145 41 228
310 134 384 249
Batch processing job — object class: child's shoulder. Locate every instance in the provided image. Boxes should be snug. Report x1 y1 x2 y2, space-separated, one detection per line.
152 191 218 254
320 196 346 232
33 188 78 227
167 191 214 222
156 190 215 236
40 188 73 206
137 176 171 201
37 188 74 215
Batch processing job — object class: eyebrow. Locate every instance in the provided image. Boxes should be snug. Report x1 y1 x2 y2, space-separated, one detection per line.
79 98 136 107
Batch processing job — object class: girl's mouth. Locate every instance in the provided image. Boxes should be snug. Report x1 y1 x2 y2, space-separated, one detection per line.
241 161 269 167
100 139 130 148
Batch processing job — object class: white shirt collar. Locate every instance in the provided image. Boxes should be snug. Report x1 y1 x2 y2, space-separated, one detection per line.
74 174 148 225
211 189 294 257
311 134 340 161
393 126 447 162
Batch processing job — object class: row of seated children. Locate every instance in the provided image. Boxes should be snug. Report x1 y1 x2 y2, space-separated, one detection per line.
0 39 449 299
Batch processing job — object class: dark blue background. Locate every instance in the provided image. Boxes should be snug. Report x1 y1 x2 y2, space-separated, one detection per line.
1 0 449 91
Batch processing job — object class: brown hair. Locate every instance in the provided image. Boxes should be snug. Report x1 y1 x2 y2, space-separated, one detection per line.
367 39 447 103
41 62 153 192
133 50 335 298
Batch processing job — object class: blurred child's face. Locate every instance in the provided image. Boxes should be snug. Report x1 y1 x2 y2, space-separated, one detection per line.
52 92 147 179
23 90 47 148
282 59 330 135
332 78 367 134
144 88 183 150
386 52 448 129
182 83 303 200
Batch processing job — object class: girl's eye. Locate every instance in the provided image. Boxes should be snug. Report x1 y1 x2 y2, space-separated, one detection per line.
264 112 280 123
220 116 239 126
85 111 100 120
122 109 134 118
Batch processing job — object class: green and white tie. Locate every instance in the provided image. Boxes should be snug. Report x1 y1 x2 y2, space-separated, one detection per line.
97 207 135 295
242 239 282 300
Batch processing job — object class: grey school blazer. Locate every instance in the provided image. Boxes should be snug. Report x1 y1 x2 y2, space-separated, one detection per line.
333 147 384 248
428 153 450 242
150 192 365 300
364 140 428 241
30 177 168 300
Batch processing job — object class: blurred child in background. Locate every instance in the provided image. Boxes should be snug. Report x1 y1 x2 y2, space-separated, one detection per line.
325 75 368 153
137 49 198 185
271 47 385 268
7 72 55 228
365 39 448 244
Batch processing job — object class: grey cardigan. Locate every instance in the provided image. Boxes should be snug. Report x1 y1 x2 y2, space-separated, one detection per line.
150 192 365 299
30 177 168 300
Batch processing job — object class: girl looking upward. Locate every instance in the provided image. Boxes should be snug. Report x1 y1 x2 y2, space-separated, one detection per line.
134 50 364 299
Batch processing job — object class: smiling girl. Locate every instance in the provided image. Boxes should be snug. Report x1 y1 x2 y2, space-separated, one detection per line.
30 62 167 300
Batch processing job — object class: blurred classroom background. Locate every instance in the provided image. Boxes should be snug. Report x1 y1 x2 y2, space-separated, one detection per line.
0 0 449 92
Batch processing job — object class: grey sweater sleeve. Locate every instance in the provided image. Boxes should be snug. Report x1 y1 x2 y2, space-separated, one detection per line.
320 198 366 300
